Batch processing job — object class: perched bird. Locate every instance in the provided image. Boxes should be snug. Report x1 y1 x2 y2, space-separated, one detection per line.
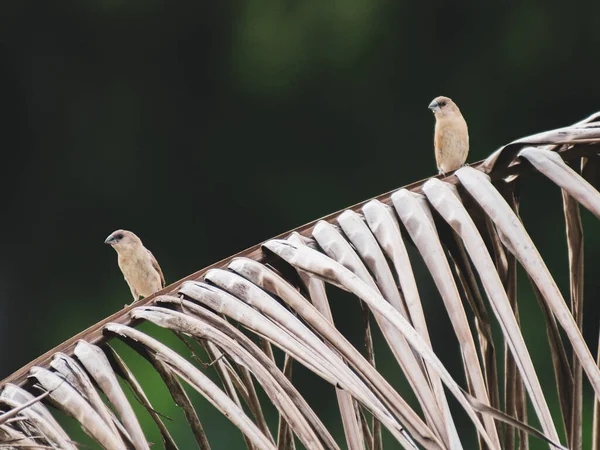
428 96 469 175
104 229 165 302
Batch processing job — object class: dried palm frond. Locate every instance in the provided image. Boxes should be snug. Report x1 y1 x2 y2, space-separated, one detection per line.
2 112 600 449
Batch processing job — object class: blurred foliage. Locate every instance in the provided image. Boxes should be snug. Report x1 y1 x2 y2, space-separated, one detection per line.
1 1 600 448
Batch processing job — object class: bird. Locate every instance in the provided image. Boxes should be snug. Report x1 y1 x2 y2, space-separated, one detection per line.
428 96 469 175
104 229 165 303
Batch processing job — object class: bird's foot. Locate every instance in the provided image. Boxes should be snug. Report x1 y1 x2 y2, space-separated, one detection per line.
124 297 141 308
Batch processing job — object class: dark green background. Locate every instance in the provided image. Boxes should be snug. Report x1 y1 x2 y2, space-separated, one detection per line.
1 1 600 448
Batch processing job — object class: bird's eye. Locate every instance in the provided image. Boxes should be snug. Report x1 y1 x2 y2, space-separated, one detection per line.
438 101 447 108
115 233 124 240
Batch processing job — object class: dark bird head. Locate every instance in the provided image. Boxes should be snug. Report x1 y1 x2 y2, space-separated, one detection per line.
428 96 460 117
104 229 142 250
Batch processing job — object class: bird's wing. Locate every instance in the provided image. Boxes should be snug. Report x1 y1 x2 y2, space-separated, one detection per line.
148 250 166 288
434 123 441 150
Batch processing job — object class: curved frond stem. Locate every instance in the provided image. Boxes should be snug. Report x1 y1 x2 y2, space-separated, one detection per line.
4 112 600 450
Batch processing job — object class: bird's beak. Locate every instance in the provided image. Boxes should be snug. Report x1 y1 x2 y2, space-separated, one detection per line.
428 100 440 113
104 235 116 245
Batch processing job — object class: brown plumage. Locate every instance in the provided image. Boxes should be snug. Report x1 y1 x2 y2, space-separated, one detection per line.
428 96 469 175
104 229 165 302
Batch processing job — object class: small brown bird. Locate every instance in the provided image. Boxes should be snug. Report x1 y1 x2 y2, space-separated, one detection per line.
104 229 165 302
428 96 469 175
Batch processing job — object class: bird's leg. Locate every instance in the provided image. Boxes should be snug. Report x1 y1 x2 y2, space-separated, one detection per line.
124 286 139 308
438 168 446 177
